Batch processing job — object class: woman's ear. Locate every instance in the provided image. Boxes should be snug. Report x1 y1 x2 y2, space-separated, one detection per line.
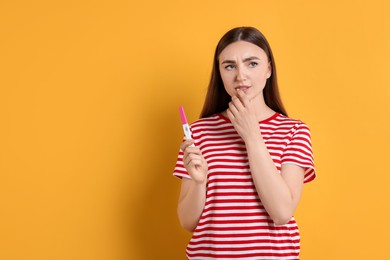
267 62 272 79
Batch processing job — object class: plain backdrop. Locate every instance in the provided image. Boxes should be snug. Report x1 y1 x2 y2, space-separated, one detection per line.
1 0 389 259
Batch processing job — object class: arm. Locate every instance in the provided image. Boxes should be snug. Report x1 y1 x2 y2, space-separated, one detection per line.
227 90 305 225
245 138 304 225
177 140 208 232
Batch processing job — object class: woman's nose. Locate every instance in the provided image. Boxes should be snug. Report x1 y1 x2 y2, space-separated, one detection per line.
236 67 247 81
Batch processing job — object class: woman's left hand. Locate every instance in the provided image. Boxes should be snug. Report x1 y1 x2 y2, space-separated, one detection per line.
226 89 261 143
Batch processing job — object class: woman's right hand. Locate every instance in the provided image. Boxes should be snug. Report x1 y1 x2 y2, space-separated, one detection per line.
180 140 208 184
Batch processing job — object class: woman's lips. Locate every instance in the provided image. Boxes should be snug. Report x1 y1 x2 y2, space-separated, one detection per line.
235 86 251 93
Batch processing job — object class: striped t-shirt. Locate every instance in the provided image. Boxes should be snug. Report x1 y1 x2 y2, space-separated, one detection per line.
173 112 316 260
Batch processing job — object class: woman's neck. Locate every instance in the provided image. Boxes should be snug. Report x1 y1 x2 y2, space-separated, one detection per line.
253 101 276 121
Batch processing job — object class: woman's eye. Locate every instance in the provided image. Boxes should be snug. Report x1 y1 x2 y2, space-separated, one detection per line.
225 65 235 70
249 62 258 68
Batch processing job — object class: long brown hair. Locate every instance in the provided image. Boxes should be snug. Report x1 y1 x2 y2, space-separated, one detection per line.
200 27 288 118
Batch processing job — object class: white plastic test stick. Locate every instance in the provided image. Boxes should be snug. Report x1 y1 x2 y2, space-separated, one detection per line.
179 106 195 147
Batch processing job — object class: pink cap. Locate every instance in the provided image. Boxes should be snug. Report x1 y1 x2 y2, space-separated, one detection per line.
179 106 188 124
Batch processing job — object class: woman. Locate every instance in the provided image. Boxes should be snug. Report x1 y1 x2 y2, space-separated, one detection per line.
173 27 316 260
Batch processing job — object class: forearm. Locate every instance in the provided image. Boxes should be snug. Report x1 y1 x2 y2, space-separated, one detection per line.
246 136 296 225
177 179 207 232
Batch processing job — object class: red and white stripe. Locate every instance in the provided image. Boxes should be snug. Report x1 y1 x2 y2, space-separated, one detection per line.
174 112 316 259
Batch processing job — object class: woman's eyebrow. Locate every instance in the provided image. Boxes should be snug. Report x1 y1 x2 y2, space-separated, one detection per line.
221 59 236 64
221 56 261 64
243 56 260 62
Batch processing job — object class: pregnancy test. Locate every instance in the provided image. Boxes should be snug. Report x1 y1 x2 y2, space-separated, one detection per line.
179 106 195 146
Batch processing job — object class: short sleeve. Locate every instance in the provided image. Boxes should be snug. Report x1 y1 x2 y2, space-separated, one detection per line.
281 122 316 183
173 138 192 179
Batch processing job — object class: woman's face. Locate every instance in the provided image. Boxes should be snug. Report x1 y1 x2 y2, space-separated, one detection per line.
218 41 271 101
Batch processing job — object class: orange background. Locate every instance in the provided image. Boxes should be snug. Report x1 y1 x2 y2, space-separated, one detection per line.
1 0 389 259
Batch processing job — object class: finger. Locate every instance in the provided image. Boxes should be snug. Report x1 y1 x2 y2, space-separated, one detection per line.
187 153 203 163
184 155 203 169
182 146 202 164
183 155 193 167
236 89 250 108
187 159 203 169
180 139 195 152
228 100 239 116
231 95 245 111
226 108 235 122
185 146 201 155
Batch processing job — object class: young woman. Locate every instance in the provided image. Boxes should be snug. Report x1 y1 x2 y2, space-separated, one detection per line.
173 27 316 260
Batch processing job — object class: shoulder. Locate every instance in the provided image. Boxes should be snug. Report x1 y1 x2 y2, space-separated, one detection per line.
272 113 311 133
189 113 228 130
